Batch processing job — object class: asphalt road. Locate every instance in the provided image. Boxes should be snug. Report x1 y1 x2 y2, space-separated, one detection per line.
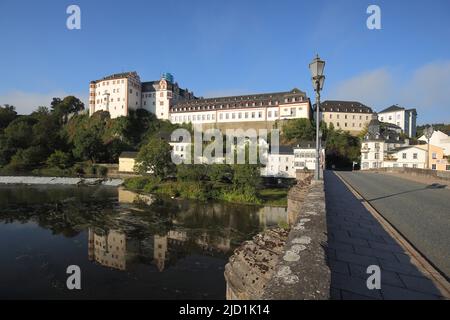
336 171 450 280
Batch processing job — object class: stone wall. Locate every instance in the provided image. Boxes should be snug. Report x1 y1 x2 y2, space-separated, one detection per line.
367 167 450 181
224 173 331 300
262 180 330 299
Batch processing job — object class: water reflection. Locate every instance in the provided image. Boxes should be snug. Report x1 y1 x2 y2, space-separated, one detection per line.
0 185 287 299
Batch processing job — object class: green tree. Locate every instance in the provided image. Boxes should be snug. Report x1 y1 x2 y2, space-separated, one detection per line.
207 164 233 183
282 118 315 142
232 164 261 193
51 96 85 124
177 164 208 182
46 150 72 169
72 129 105 163
134 137 175 178
0 105 17 130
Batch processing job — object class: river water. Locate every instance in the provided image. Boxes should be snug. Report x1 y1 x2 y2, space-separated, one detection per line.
0 185 287 299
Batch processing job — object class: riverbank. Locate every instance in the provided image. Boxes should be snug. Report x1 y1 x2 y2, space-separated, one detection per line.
0 176 123 186
123 177 289 206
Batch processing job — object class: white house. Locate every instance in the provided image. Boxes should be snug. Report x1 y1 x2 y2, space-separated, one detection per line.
261 142 325 178
361 119 411 170
260 146 296 178
383 146 427 169
377 105 417 138
418 130 450 156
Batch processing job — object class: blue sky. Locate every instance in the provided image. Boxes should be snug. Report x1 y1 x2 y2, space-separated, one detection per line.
0 0 449 124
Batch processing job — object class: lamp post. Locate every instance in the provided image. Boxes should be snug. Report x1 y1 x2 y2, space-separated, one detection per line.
424 125 434 169
309 54 325 180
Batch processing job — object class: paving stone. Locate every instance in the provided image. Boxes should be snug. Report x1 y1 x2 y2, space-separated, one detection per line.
398 274 445 297
330 272 383 299
330 288 342 300
381 284 442 300
326 241 355 254
348 264 405 287
349 230 387 243
378 260 426 278
340 290 379 300
368 241 406 254
335 251 379 267
328 259 350 275
354 246 399 262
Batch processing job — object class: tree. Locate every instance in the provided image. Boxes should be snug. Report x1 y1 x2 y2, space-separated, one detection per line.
282 118 315 143
52 96 85 124
177 164 208 182
46 150 72 169
232 164 261 194
207 164 233 183
72 129 105 163
325 126 361 169
134 137 175 178
0 105 17 130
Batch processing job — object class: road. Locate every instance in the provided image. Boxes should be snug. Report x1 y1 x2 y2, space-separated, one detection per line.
337 171 450 279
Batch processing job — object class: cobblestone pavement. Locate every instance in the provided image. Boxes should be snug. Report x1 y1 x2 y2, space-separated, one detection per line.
324 170 447 300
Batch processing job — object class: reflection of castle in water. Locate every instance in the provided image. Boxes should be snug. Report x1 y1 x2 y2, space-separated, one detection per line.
87 189 288 272
88 228 232 272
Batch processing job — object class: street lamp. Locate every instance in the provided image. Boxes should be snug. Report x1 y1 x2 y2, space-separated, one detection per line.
424 125 434 169
309 54 325 180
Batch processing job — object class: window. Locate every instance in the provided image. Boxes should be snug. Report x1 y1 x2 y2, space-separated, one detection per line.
432 164 436 170
268 111 272 117
432 152 437 159
413 164 418 168
413 153 418 159
403 164 408 168
329 114 332 119
446 165 450 171
402 153 407 159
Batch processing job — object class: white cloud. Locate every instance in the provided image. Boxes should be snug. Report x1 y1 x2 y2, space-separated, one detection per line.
328 68 395 108
0 90 88 114
329 61 450 124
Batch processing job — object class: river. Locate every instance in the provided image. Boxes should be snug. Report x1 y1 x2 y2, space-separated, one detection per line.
0 185 287 299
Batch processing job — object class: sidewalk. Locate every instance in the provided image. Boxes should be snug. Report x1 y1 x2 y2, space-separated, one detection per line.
324 170 446 300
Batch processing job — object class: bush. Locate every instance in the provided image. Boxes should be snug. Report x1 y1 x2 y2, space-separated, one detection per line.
124 177 152 190
72 163 85 176
177 164 207 182
46 150 72 169
97 166 108 177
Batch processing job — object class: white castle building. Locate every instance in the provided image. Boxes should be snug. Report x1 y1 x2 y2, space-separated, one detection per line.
89 71 312 125
89 72 195 119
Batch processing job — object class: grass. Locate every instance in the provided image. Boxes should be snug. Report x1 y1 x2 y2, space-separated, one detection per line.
258 188 289 207
124 177 289 206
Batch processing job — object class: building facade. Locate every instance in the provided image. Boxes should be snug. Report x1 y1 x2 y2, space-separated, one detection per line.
378 105 417 138
260 143 325 178
320 100 375 135
169 88 311 127
89 72 195 119
361 119 410 170
417 144 449 171
418 130 450 156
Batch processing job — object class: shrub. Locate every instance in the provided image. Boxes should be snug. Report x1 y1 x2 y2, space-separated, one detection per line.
46 150 72 169
124 177 151 190
97 166 108 177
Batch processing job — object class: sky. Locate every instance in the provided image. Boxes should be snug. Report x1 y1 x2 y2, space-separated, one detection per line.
0 0 449 124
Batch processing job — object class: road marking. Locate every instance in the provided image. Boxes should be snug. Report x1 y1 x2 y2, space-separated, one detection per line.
334 171 450 299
